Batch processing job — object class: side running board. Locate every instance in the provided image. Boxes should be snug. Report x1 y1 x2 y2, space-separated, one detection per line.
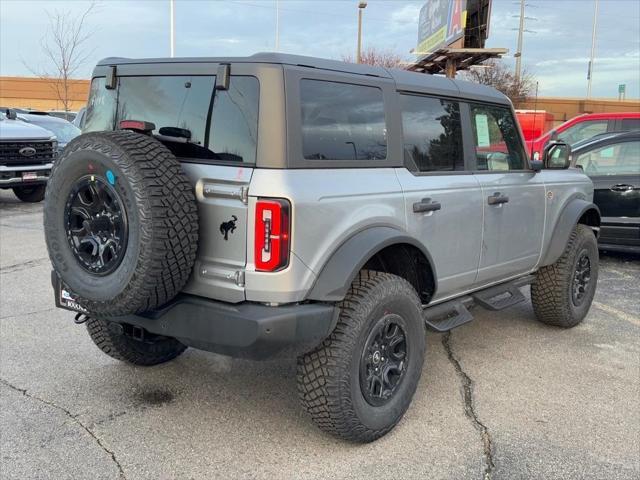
423 297 474 333
423 275 535 332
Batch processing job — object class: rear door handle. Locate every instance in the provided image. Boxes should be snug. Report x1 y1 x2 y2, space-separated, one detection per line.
610 184 634 192
488 192 509 205
413 198 441 213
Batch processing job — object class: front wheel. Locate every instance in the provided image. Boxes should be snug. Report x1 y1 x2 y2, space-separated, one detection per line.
531 224 599 328
13 185 46 202
297 270 426 442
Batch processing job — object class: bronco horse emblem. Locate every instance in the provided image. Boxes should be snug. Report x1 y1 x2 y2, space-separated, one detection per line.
220 215 238 241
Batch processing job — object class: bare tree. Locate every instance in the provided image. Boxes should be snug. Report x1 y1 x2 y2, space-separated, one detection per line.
24 2 96 116
342 47 405 69
463 60 536 107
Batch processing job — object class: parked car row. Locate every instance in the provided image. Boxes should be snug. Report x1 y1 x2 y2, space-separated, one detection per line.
1 100 638 252
524 111 640 159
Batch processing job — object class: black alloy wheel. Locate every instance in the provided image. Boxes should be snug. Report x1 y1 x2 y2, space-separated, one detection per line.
64 175 128 275
360 314 409 406
572 249 592 306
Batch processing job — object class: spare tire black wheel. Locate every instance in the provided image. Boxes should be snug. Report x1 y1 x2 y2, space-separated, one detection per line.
44 131 199 316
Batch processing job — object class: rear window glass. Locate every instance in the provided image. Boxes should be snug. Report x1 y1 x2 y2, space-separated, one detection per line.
400 95 464 172
300 79 386 161
84 75 259 163
117 76 213 147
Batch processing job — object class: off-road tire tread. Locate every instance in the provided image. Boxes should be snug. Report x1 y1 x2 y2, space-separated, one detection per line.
86 317 186 366
45 131 198 316
297 270 424 443
531 224 597 327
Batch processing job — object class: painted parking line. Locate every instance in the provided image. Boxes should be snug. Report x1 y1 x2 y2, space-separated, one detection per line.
593 301 640 327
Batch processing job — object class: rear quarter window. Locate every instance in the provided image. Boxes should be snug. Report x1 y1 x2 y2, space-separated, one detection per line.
83 77 116 132
300 79 386 161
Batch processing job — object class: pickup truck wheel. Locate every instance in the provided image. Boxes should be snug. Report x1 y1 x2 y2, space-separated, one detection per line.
43 131 198 316
86 317 186 366
297 270 425 442
531 224 598 328
13 185 46 202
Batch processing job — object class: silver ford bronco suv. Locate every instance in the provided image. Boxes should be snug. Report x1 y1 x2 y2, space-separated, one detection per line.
44 54 600 442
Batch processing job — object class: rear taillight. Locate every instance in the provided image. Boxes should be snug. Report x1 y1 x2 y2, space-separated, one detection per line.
255 198 290 272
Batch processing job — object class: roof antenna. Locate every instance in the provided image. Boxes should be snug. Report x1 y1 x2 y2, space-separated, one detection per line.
530 80 539 161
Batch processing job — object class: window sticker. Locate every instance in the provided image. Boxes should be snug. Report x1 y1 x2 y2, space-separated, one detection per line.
599 147 614 158
475 114 490 147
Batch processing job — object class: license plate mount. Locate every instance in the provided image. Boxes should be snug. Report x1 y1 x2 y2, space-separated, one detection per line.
54 276 88 313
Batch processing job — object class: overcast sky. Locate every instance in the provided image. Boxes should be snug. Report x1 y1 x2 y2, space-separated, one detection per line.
1 0 638 98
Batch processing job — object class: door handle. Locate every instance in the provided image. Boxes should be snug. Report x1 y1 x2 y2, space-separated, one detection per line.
413 198 442 213
488 192 509 205
610 184 634 192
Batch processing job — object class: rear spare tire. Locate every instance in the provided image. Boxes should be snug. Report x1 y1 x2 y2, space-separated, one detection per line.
44 131 198 316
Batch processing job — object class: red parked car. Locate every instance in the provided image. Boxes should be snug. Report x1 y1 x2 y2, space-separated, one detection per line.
525 112 640 159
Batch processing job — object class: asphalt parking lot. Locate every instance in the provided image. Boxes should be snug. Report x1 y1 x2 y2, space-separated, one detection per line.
1 189 638 480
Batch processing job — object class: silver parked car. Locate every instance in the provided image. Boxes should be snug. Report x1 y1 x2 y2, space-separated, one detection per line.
17 112 80 153
44 53 600 442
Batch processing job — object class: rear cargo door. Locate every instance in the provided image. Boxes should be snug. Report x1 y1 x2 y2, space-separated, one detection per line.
84 64 261 302
181 163 253 302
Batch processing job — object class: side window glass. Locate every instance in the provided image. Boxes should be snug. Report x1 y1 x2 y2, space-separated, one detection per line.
400 95 463 172
300 79 386 161
83 77 116 132
576 141 640 176
208 76 260 163
470 105 525 171
558 120 608 145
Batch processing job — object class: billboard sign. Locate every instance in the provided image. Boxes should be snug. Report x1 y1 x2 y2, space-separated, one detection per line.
417 0 468 53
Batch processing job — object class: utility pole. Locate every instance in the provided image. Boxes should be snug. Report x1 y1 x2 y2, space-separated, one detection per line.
357 2 367 64
514 0 525 81
587 0 599 98
170 0 176 57
275 0 280 52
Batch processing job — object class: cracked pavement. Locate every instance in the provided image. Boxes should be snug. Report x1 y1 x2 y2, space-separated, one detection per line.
1 190 639 480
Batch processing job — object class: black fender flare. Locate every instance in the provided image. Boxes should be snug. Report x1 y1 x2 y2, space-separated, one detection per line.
540 198 600 266
306 226 437 302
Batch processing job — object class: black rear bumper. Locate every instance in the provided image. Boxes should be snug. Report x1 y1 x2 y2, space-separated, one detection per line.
107 294 338 360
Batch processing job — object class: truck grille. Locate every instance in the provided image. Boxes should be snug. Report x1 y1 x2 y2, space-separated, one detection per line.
0 141 55 166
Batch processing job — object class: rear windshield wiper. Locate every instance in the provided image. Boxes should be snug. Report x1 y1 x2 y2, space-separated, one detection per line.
155 127 194 144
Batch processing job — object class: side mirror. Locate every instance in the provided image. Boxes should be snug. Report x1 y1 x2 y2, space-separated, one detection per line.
543 141 571 169
5 108 17 120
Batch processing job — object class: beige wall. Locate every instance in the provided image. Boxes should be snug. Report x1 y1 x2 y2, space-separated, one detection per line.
0 76 90 112
518 97 640 126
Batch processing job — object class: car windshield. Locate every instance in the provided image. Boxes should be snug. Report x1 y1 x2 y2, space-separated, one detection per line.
28 120 80 143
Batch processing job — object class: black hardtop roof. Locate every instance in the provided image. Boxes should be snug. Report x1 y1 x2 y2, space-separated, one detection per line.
96 52 510 106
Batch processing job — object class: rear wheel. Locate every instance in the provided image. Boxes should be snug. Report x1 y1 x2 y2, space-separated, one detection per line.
13 185 46 202
531 224 599 328
297 270 426 442
86 317 186 366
